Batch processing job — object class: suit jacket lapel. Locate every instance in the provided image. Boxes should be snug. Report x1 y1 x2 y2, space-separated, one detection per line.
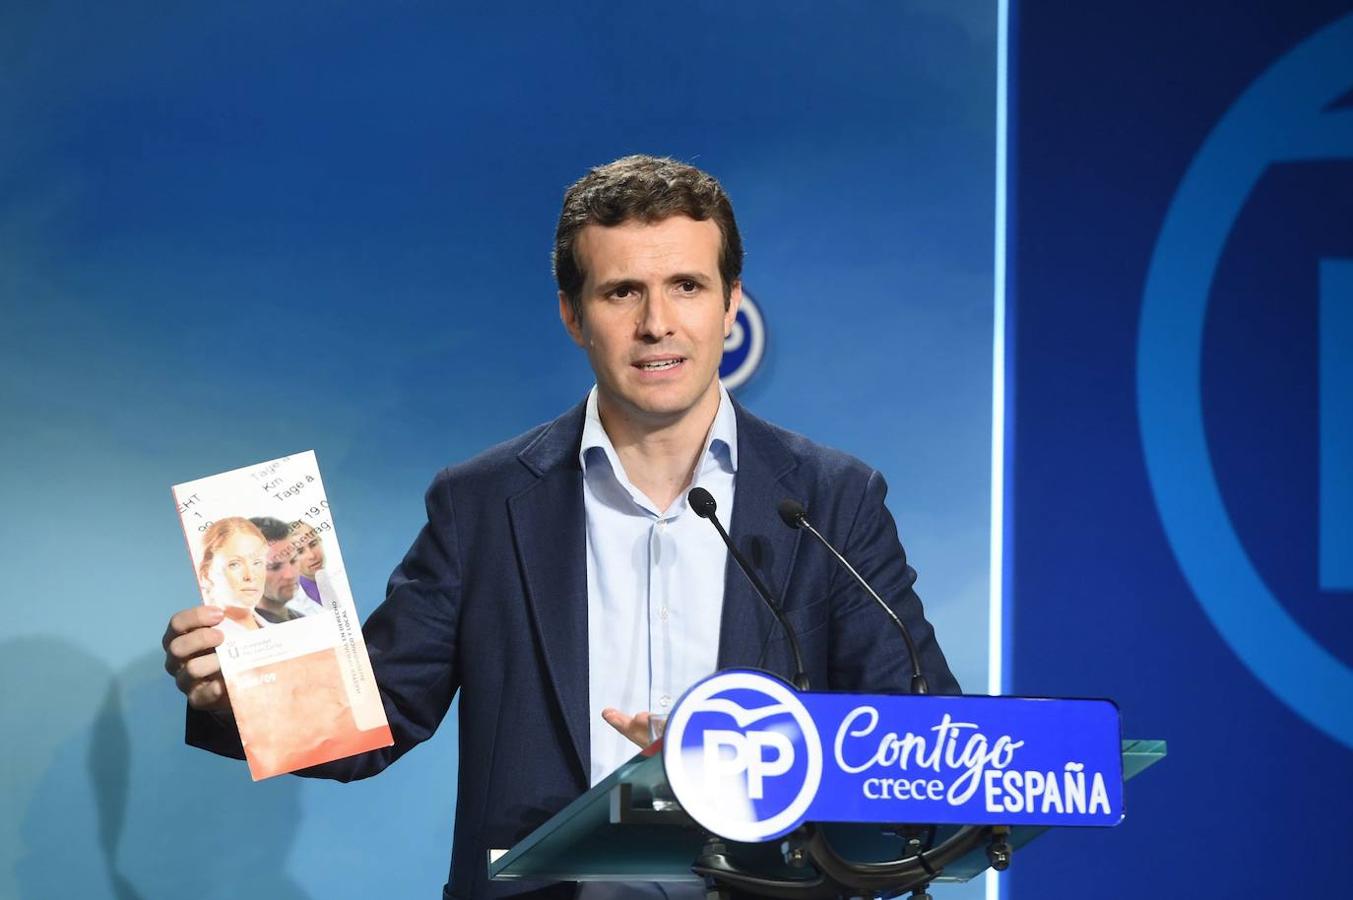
508 403 590 783
717 403 805 673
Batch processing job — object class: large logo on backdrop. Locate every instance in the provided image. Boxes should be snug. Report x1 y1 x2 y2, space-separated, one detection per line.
720 291 766 390
1138 14 1353 748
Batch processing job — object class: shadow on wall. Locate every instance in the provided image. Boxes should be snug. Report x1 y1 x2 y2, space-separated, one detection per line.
2 638 310 899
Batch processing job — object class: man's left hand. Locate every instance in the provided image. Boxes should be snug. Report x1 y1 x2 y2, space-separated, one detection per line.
601 707 657 748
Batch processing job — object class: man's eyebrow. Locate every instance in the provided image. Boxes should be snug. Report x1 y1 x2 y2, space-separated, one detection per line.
593 277 642 295
668 272 711 285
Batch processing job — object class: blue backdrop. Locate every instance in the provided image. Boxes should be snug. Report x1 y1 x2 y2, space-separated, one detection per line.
1009 3 1353 897
0 3 997 897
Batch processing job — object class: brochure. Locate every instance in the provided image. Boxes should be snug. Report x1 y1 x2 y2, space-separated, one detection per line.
172 451 392 780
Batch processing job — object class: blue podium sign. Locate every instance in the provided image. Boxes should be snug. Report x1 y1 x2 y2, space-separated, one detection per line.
663 670 1123 843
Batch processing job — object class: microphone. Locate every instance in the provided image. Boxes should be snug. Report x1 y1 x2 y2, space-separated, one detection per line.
688 487 810 691
777 499 930 695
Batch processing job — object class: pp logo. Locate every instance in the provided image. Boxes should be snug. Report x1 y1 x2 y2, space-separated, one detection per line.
663 670 822 842
719 291 766 390
1138 14 1353 748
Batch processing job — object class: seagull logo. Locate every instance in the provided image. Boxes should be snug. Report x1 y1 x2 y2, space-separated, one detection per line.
662 669 823 842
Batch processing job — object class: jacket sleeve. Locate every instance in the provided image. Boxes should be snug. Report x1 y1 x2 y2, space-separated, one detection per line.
826 468 961 695
185 470 466 781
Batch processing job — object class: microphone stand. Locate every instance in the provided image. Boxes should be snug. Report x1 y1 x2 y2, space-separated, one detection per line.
778 499 929 696
688 487 810 691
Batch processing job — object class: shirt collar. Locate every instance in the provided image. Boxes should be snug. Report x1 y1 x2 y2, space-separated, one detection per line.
579 382 739 477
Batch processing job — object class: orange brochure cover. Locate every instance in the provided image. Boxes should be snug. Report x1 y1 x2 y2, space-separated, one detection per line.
172 451 393 780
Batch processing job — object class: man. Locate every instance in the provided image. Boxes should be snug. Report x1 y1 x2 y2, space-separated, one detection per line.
163 155 957 898
248 516 314 622
290 520 326 605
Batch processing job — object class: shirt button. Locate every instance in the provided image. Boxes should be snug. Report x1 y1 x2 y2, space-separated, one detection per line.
659 607 669 620
658 695 672 709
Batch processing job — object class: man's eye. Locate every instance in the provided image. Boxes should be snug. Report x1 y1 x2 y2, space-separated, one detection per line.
611 286 635 299
677 280 699 293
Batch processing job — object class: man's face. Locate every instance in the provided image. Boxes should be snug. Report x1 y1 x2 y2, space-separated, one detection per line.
560 215 740 431
263 539 301 603
292 525 326 578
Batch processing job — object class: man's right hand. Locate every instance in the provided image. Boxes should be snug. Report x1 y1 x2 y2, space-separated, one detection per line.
162 605 233 713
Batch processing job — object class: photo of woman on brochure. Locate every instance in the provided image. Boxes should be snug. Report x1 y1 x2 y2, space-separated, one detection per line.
196 517 273 634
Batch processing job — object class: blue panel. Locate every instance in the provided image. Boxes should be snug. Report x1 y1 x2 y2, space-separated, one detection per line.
1010 3 1353 898
1322 260 1353 590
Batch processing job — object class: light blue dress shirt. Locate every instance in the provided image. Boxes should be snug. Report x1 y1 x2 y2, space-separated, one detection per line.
581 382 738 788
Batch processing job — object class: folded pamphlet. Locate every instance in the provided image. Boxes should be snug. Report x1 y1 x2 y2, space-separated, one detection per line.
172 451 392 779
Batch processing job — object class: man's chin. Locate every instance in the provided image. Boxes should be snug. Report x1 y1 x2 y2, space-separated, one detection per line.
608 381 719 423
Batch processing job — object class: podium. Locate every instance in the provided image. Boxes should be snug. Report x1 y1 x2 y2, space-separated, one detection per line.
489 738 1167 893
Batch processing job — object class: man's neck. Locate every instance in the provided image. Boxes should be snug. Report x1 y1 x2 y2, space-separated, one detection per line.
598 385 722 512
258 596 287 616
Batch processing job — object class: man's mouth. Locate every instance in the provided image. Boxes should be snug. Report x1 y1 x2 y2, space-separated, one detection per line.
635 357 684 371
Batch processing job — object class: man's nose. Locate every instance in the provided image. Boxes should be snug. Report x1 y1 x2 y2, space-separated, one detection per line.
638 293 675 338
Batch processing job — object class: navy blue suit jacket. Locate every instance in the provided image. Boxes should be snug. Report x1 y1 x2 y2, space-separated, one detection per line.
188 399 958 898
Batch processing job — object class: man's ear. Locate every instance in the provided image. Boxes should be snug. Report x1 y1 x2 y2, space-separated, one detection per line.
723 280 743 338
559 291 586 347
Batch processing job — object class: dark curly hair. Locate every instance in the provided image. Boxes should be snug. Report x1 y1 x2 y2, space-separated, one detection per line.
552 155 743 321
